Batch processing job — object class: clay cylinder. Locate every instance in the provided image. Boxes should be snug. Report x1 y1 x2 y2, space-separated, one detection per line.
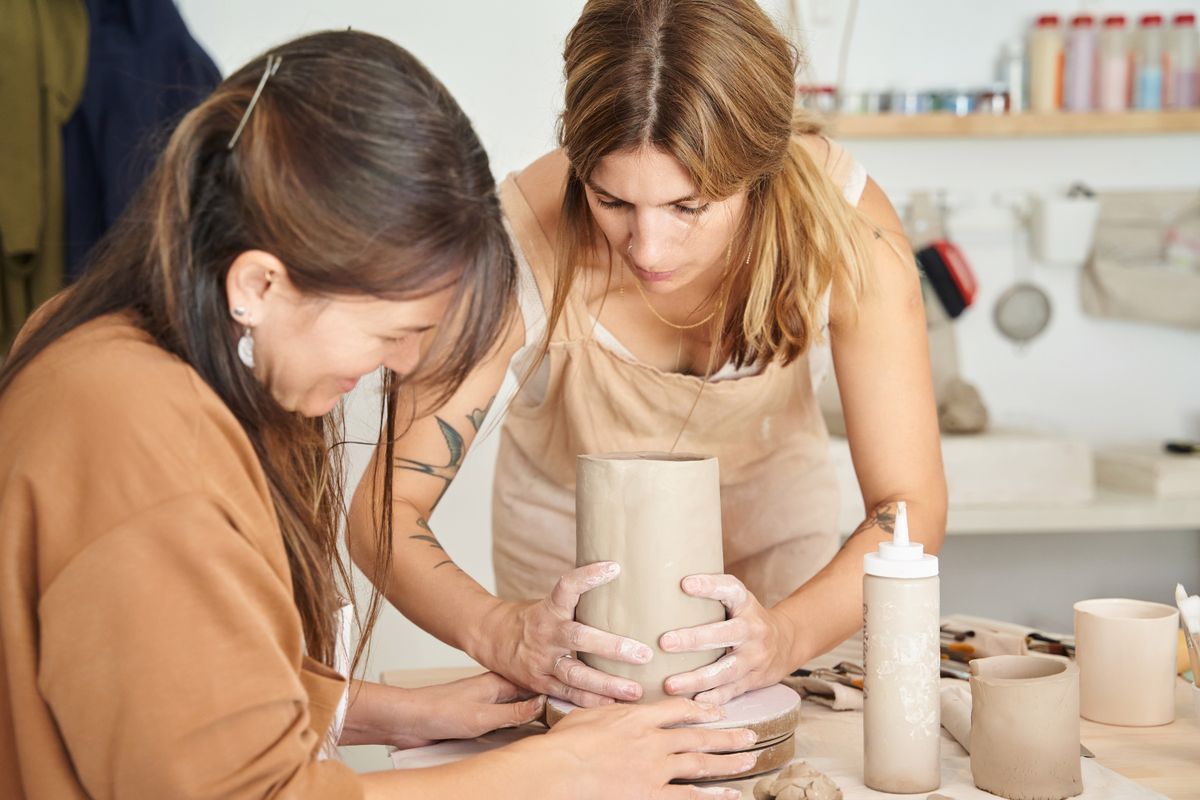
1074 598 1179 726
575 453 725 702
969 655 1082 800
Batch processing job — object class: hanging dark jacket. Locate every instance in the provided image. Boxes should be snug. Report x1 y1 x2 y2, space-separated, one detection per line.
0 0 89 354
63 0 221 281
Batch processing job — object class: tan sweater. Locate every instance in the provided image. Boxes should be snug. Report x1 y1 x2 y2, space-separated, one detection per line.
0 314 363 798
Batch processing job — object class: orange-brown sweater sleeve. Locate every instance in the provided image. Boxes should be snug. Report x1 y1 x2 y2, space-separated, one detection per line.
35 493 364 800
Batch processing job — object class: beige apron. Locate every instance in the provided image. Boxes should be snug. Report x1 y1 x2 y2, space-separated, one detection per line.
493 142 867 608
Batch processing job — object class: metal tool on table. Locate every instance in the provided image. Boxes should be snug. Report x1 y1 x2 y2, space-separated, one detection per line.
791 660 864 690
1025 631 1075 658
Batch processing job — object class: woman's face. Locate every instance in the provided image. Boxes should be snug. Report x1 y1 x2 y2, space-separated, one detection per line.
584 146 746 296
227 253 454 417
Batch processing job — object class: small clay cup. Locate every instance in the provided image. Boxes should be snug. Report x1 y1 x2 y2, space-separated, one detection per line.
1074 598 1178 726
969 655 1082 800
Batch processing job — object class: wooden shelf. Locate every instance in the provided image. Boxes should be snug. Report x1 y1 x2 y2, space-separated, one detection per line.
837 489 1200 537
830 110 1200 139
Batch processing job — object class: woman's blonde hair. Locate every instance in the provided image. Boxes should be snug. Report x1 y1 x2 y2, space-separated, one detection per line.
553 0 873 369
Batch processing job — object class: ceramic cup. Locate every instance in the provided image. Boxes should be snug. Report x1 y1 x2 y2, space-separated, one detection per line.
969 655 1083 800
1073 598 1179 726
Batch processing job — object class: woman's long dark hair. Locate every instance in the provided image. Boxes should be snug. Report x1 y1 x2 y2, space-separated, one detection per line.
0 31 516 671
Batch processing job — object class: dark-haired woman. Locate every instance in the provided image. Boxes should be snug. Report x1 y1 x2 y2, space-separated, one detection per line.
0 30 752 800
353 0 946 711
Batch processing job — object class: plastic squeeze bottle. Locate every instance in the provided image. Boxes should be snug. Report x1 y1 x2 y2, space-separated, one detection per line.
1167 13 1199 108
1029 14 1065 111
1064 14 1097 111
1135 14 1166 110
1098 15 1131 111
863 501 941 794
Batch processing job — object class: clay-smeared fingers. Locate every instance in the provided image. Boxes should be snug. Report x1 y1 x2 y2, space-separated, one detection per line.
679 574 751 613
660 618 747 653
663 725 758 754
455 671 535 703
553 654 644 701
667 750 759 781
664 785 743 800
548 561 621 614
663 654 743 697
546 677 618 709
558 620 653 665
478 694 547 733
639 697 727 728
693 677 751 707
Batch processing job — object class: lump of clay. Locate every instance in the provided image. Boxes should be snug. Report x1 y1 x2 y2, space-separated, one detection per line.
753 761 843 800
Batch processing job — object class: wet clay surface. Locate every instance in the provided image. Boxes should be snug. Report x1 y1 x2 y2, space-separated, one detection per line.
575 453 725 701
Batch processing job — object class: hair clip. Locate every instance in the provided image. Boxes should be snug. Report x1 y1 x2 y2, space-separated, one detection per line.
227 54 283 150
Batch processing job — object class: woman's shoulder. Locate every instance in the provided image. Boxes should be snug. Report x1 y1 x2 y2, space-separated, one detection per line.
794 132 863 202
1 314 258 501
510 149 571 249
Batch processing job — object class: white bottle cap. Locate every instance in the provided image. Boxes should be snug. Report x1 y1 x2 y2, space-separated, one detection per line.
863 501 939 579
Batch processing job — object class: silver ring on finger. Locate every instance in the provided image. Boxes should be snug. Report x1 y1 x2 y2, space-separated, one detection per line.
553 652 571 674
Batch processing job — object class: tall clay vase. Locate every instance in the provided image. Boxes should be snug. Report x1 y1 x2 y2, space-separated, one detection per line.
969 655 1083 800
575 453 725 702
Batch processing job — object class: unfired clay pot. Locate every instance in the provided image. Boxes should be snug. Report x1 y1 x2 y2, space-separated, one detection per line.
575 453 725 702
969 655 1082 800
1074 598 1179 726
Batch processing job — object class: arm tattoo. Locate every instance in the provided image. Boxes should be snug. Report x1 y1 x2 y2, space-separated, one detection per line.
850 502 898 538
468 397 494 433
393 417 464 508
392 397 496 508
409 517 460 572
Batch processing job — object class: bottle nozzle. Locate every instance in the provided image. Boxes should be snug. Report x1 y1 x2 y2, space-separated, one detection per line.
894 501 909 547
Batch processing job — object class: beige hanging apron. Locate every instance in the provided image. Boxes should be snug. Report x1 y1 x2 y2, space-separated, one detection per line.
492 141 867 608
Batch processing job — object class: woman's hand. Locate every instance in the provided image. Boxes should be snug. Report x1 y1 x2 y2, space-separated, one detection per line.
658 574 797 705
340 673 545 750
525 698 758 800
479 561 655 707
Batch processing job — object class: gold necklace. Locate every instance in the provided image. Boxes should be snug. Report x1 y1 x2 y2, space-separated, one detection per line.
628 272 721 330
619 241 748 331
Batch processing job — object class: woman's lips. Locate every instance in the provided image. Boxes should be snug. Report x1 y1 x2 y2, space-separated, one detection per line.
633 265 676 283
337 377 360 393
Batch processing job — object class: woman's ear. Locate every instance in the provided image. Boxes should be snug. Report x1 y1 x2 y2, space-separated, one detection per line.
225 250 290 325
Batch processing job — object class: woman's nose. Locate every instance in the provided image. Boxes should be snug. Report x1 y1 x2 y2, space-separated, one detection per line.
627 214 668 270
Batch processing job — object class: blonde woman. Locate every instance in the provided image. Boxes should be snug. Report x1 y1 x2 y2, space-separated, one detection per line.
352 0 946 709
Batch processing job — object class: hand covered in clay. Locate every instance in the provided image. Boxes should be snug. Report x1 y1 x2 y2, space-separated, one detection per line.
531 697 757 800
345 673 544 750
658 574 795 705
481 561 655 707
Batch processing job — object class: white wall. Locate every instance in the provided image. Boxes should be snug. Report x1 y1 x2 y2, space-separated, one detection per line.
176 0 1200 771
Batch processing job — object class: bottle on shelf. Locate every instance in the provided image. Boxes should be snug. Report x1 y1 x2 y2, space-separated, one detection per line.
1166 13 1199 109
1065 14 1097 111
1098 14 1132 111
1030 14 1065 112
1135 14 1166 110
1000 38 1026 112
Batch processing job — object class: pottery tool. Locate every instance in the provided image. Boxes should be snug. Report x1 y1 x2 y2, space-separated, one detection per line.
547 683 801 782
1175 583 1200 684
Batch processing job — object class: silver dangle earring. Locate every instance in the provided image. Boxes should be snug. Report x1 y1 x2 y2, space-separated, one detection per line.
231 307 255 368
237 327 256 368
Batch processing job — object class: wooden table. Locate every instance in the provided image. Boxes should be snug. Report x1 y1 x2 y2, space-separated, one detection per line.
382 660 1198 799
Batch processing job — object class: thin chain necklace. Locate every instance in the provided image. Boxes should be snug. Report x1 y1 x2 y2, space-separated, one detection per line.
619 242 745 331
625 271 721 330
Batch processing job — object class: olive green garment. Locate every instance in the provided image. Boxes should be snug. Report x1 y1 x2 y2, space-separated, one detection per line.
0 0 88 355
